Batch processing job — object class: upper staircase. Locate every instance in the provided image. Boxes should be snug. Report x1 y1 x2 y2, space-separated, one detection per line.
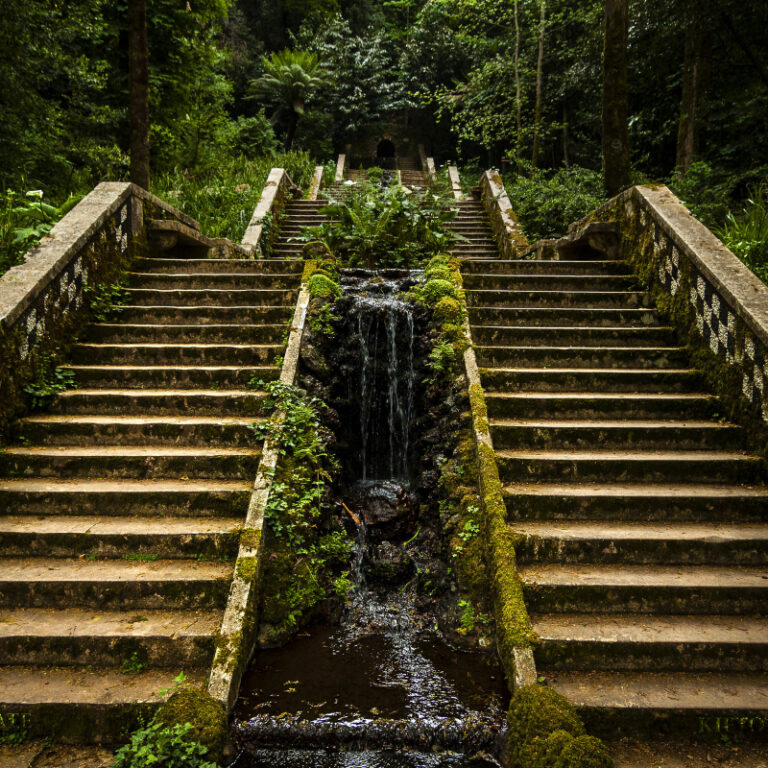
454 198 768 735
0 247 303 741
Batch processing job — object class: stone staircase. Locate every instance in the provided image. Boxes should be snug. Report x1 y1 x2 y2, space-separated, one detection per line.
397 157 426 187
455 202 768 734
272 198 329 258
0 249 302 741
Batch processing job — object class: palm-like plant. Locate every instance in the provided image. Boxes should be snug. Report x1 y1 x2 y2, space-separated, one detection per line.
251 50 327 150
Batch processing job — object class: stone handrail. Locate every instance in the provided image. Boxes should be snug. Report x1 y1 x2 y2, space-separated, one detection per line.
479 170 529 258
448 166 463 201
0 182 196 437
579 184 768 426
241 168 298 257
334 154 346 183
308 165 324 200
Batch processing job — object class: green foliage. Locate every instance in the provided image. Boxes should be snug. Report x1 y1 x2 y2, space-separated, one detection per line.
153 687 227 757
297 180 458 268
85 279 129 323
717 187 768 285
112 722 217 768
120 652 147 675
154 151 315 242
501 164 606 241
23 361 77 410
307 273 341 300
0 190 80 278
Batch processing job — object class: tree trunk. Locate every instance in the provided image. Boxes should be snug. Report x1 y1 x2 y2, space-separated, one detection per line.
128 0 150 190
676 14 707 176
513 0 522 167
562 103 571 168
530 0 546 169
602 0 631 196
284 113 298 151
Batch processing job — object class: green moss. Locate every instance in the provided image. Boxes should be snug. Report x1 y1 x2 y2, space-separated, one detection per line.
421 278 456 304
424 266 452 283
240 528 262 551
307 272 341 300
555 735 614 768
153 687 226 759
434 296 462 325
235 555 259 582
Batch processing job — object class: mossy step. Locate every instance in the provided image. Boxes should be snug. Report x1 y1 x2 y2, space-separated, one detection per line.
543 670 768 738
0 607 221 668
503 481 768 523
470 325 677 348
0 445 261 480
460 259 627 275
480 367 704 394
0 558 232 609
475 345 688 369
0 478 250 517
532 613 768 672
491 419 743 451
123 288 298 307
467 290 652 310
87 323 287 345
0 514 240 559
468 306 661 327
485 392 718 420
466 274 639 292
520 563 768 614
0 666 207 743
127 273 299 290
62 364 278 389
117 305 293 324
69 342 281 366
496 448 763 484
20 414 266 447
513 520 768 565
134 258 303 274
49 388 267 417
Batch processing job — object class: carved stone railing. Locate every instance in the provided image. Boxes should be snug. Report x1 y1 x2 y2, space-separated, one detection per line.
582 184 768 428
241 168 299 257
479 170 529 258
0 182 197 437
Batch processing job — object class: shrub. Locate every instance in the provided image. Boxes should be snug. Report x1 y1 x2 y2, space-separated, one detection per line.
112 722 217 768
716 185 768 285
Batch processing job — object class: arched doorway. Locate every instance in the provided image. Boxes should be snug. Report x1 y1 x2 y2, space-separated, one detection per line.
375 139 396 169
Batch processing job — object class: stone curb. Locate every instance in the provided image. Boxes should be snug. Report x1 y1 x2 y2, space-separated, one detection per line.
479 170 529 259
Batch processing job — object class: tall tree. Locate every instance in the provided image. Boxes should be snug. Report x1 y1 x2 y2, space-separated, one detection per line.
675 5 708 175
513 0 522 166
530 0 547 168
602 0 631 195
128 0 150 190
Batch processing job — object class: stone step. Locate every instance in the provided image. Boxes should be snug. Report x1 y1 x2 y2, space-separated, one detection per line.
467 275 639 292
448 248 499 257
503 482 768 523
0 446 261 480
62 364 278 389
469 307 661 327
0 558 232 609
0 666 207 743
544 670 768 738
49 388 266 417
464 273 639 292
117 305 293 325
19 414 265 447
471 325 676 347
87 323 286 345
485 392 717 420
467 291 652 310
0 479 250 517
513 520 768 565
69 342 280 366
133 258 302 274
520 563 768 614
123 288 297 307
474 345 688 369
532 614 768 672
127 272 298 290
479 367 703 393
0 514 241 559
496 449 763 484
0 607 221 668
491 419 742 451
461 259 626 275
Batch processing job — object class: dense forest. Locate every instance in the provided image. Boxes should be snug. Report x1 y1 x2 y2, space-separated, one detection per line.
1 0 767 279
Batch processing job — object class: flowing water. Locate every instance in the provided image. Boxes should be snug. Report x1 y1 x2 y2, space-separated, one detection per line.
232 270 506 767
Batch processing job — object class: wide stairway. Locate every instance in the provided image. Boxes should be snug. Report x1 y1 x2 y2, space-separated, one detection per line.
397 157 426 187
0 249 302 741
455 202 768 734
272 197 330 257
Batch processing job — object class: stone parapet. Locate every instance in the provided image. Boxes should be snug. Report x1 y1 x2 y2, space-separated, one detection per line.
479 170 529 258
241 168 299 257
